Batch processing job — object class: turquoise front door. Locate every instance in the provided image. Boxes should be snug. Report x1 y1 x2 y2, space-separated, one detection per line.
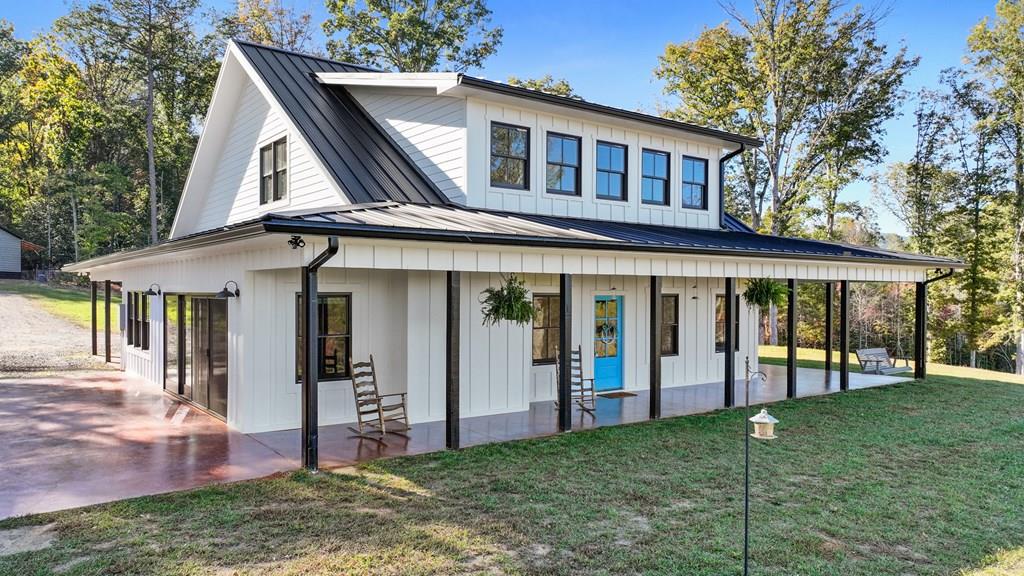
593 295 624 391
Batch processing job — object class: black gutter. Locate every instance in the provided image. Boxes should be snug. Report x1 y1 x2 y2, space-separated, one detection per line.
924 267 956 285
458 76 763 148
262 218 964 268
718 143 745 230
302 236 339 472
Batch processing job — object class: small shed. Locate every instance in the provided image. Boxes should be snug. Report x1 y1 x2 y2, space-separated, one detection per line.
0 224 24 279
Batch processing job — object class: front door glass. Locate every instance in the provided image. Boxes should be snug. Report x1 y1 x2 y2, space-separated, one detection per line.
594 295 623 391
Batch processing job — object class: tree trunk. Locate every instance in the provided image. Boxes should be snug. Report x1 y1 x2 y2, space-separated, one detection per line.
71 191 79 262
969 349 977 369
146 62 158 245
1014 129 1024 374
769 302 778 346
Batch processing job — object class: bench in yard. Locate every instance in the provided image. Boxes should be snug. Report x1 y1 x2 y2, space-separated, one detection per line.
855 348 912 375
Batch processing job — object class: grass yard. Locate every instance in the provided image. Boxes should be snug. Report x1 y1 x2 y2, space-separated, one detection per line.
1 371 1023 575
0 279 120 330
759 345 1019 382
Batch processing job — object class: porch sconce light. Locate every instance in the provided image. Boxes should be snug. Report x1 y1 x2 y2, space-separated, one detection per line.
216 280 240 299
288 235 306 249
143 283 162 296
749 409 779 440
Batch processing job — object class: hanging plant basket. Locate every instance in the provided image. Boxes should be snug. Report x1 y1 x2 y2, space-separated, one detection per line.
480 274 536 326
742 278 789 310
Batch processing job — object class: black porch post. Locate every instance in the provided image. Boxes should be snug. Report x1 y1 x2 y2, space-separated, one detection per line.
104 280 111 364
301 265 319 471
787 278 797 398
91 281 98 356
558 273 573 432
724 278 736 408
650 276 662 419
824 282 833 373
446 271 461 450
839 280 850 391
915 281 927 380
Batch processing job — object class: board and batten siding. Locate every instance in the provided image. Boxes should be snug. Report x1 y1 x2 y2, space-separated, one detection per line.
0 228 20 274
350 89 467 203
464 97 723 229
184 77 346 236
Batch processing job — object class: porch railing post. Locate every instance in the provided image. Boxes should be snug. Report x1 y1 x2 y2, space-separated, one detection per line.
91 281 98 356
787 278 797 398
824 282 833 373
839 280 850 391
649 275 662 419
446 270 461 450
104 280 111 364
558 273 573 432
724 277 736 408
914 281 927 380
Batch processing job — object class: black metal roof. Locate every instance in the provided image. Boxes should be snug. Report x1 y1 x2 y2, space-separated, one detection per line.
261 203 962 267
234 40 450 205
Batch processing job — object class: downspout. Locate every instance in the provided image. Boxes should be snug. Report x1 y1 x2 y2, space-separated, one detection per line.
915 267 955 380
719 143 746 229
302 236 339 472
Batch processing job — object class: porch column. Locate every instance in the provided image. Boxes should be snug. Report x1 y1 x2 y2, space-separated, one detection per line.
724 278 736 408
824 282 833 373
839 280 850 391
649 275 662 419
558 273 573 432
301 265 319 471
91 281 98 356
914 281 927 379
446 271 461 450
104 280 111 364
787 278 797 398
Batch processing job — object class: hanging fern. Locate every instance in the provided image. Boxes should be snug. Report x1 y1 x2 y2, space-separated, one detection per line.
742 278 789 310
480 274 536 326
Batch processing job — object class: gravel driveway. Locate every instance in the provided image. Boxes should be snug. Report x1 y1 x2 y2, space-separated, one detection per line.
0 292 116 375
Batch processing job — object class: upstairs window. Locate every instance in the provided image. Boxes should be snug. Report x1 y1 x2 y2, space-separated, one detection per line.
596 141 627 201
546 133 580 196
490 123 529 189
642 149 670 205
260 137 288 205
682 156 708 209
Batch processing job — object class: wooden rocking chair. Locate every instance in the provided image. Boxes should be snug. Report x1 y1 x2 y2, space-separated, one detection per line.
348 355 411 445
555 346 597 416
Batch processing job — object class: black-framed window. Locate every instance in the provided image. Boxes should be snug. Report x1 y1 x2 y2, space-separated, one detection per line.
661 294 679 356
126 291 135 346
642 149 670 205
133 292 142 349
596 141 627 200
532 294 561 365
141 293 150 351
682 156 708 209
715 294 741 353
296 293 352 382
260 137 288 204
490 123 529 189
546 133 581 195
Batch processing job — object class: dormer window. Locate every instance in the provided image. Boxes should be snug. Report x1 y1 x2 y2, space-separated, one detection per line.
490 123 529 189
596 141 627 201
260 137 288 205
681 156 707 209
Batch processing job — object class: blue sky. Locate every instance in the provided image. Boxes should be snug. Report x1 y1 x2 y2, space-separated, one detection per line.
5 0 997 235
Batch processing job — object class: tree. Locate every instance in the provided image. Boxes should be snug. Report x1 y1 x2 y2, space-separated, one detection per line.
506 74 578 98
967 0 1024 374
323 0 502 72
216 0 317 53
656 0 916 236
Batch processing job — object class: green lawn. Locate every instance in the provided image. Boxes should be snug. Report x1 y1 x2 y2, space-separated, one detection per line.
2 371 1023 575
0 279 120 330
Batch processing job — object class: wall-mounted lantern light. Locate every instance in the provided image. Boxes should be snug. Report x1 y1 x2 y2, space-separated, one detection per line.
216 280 240 299
143 283 162 296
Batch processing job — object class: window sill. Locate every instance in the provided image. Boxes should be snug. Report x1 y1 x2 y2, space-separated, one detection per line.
532 360 556 366
489 183 531 193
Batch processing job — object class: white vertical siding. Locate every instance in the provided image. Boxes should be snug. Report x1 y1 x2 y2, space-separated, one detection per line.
351 89 467 203
0 228 20 273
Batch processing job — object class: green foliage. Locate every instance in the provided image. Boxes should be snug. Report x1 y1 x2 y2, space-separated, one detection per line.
506 74 577 98
479 274 534 326
215 0 316 53
742 277 788 310
323 0 503 72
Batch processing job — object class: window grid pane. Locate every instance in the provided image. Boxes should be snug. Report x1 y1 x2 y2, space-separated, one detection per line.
682 156 708 209
596 142 627 201
296 294 352 382
546 133 580 195
532 295 560 364
491 124 529 189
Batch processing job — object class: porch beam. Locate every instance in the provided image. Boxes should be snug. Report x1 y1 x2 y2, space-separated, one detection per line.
91 281 98 356
824 282 833 373
724 278 736 408
787 278 797 398
301 237 339 472
914 281 926 379
649 275 662 419
839 280 850 391
104 280 111 364
558 273 573 432
446 270 461 450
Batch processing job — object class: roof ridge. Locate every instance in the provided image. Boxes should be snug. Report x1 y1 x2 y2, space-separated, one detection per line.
230 39 382 73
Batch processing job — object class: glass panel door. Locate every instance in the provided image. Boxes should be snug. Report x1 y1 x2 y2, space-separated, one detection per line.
594 295 624 391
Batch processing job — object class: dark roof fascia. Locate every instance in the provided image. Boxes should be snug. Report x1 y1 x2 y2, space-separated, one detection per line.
458 75 763 148
231 39 381 73
261 216 963 268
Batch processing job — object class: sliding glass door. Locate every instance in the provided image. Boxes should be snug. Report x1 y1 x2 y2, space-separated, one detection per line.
163 294 226 418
